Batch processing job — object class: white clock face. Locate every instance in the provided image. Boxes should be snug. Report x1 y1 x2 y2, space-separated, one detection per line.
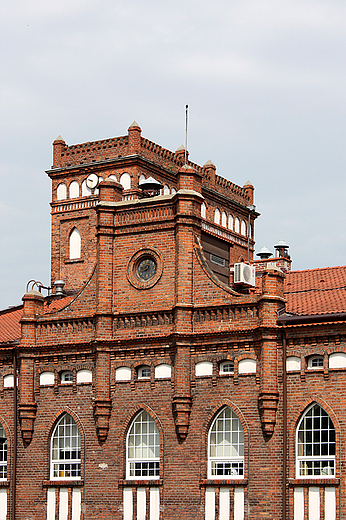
86 173 99 189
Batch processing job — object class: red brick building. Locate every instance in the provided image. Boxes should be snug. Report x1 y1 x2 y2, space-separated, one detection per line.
0 122 345 520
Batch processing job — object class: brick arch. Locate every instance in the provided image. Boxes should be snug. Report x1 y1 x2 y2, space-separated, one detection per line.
215 354 235 363
121 404 165 480
47 408 86 448
199 400 250 480
327 345 346 355
235 352 257 362
304 348 326 358
288 396 340 439
286 350 302 359
287 396 341 480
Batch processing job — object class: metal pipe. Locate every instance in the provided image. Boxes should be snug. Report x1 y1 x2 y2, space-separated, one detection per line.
11 349 17 520
282 330 287 520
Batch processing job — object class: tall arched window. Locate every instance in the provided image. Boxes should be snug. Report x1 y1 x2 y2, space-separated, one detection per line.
214 208 220 225
296 404 335 478
221 211 227 227
51 414 81 480
127 410 160 480
208 406 244 479
234 217 240 233
0 426 7 480
241 220 246 236
69 228 81 260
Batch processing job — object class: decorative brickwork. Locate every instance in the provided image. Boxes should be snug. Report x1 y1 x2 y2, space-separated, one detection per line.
0 125 345 519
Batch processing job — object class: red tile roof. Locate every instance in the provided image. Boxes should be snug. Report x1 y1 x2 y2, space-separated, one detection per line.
284 265 346 316
0 296 74 344
0 306 23 344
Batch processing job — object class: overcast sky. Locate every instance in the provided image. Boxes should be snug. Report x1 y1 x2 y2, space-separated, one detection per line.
1 0 346 309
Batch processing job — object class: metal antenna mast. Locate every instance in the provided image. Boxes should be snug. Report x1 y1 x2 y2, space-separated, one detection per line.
185 104 188 165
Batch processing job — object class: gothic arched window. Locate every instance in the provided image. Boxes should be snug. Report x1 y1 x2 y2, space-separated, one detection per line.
69 228 81 260
51 414 81 480
208 406 244 479
296 404 335 478
126 410 160 480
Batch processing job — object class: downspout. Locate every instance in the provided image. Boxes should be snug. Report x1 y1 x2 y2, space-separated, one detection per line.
281 330 287 520
12 348 17 520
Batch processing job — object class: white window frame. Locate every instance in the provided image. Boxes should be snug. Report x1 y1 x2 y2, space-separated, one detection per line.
219 361 234 375
296 403 335 479
307 355 324 369
126 410 160 480
50 414 81 481
138 366 151 379
0 426 7 481
61 371 73 384
208 406 244 480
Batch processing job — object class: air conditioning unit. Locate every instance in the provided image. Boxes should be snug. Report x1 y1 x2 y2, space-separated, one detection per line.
234 263 256 286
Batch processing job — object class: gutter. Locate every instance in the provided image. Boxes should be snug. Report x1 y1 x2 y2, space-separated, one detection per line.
278 312 346 326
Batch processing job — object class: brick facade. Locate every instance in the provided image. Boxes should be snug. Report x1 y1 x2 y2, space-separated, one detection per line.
0 123 345 519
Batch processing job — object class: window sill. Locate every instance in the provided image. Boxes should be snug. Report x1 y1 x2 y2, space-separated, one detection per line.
64 259 84 264
200 479 247 487
118 479 163 488
43 479 84 487
289 478 339 486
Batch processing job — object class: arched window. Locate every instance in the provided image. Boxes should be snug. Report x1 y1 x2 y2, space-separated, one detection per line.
61 371 73 384
57 183 67 201
228 214 233 230
127 410 160 479
69 228 81 260
219 361 234 375
138 366 151 379
234 217 240 233
120 173 131 190
307 355 323 369
163 185 170 195
208 406 244 479
221 211 227 227
241 220 246 236
201 202 206 219
51 414 81 480
0 426 7 480
69 181 79 199
214 208 220 225
296 404 335 478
